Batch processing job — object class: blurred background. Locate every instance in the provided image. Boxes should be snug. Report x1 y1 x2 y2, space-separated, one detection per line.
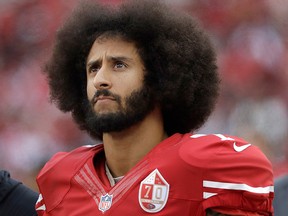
0 0 287 190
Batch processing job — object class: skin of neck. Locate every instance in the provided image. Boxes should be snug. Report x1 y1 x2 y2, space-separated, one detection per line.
102 106 167 177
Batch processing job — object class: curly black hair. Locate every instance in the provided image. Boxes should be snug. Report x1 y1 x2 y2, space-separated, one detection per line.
44 0 219 140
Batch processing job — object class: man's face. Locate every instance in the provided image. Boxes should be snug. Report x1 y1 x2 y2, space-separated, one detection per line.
85 35 154 134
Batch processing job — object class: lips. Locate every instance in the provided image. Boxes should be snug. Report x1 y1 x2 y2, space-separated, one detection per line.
91 89 120 106
96 95 115 101
93 95 115 104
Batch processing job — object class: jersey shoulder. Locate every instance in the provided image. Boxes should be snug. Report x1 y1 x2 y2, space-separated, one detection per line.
36 144 103 213
179 133 273 185
38 144 103 177
178 133 274 214
179 133 269 165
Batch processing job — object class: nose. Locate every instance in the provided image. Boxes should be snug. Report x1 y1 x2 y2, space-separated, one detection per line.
93 67 112 90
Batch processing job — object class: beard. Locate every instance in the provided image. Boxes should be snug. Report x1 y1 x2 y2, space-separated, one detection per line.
84 85 155 138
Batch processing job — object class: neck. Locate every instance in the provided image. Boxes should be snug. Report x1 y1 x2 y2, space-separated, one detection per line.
102 107 167 177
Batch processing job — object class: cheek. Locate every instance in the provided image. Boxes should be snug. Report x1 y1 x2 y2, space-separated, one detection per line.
86 80 95 101
121 81 143 104
123 75 143 90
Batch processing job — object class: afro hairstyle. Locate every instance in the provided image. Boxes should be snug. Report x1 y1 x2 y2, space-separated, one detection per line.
44 0 220 140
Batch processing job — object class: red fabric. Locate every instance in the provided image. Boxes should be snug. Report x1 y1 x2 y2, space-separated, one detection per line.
36 133 274 215
212 207 265 215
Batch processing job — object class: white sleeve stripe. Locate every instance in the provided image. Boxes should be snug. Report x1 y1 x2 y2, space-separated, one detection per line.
82 144 97 147
36 204 46 211
203 180 274 194
36 194 43 204
190 134 206 138
203 192 217 199
36 194 46 211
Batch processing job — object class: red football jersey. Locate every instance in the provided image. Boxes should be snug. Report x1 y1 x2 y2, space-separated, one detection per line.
36 133 274 215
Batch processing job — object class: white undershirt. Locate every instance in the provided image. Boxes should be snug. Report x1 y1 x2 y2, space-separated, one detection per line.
105 162 124 186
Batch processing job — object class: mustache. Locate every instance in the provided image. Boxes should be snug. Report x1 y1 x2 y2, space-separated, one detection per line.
91 89 121 104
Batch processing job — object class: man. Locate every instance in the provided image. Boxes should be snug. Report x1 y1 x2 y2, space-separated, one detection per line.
273 175 288 216
0 170 38 216
35 0 274 215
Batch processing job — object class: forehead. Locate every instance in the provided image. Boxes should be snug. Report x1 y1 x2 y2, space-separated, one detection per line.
87 35 140 61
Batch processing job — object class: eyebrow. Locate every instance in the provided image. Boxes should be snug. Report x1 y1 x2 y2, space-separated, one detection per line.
86 56 134 68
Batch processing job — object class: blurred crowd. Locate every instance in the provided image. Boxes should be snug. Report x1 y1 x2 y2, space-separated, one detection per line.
0 0 287 190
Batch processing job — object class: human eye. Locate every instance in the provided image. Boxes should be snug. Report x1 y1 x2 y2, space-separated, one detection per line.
114 61 127 70
90 66 99 73
88 64 101 74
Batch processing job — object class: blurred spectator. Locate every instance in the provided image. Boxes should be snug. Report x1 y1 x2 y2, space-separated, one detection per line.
273 174 288 216
0 0 90 189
